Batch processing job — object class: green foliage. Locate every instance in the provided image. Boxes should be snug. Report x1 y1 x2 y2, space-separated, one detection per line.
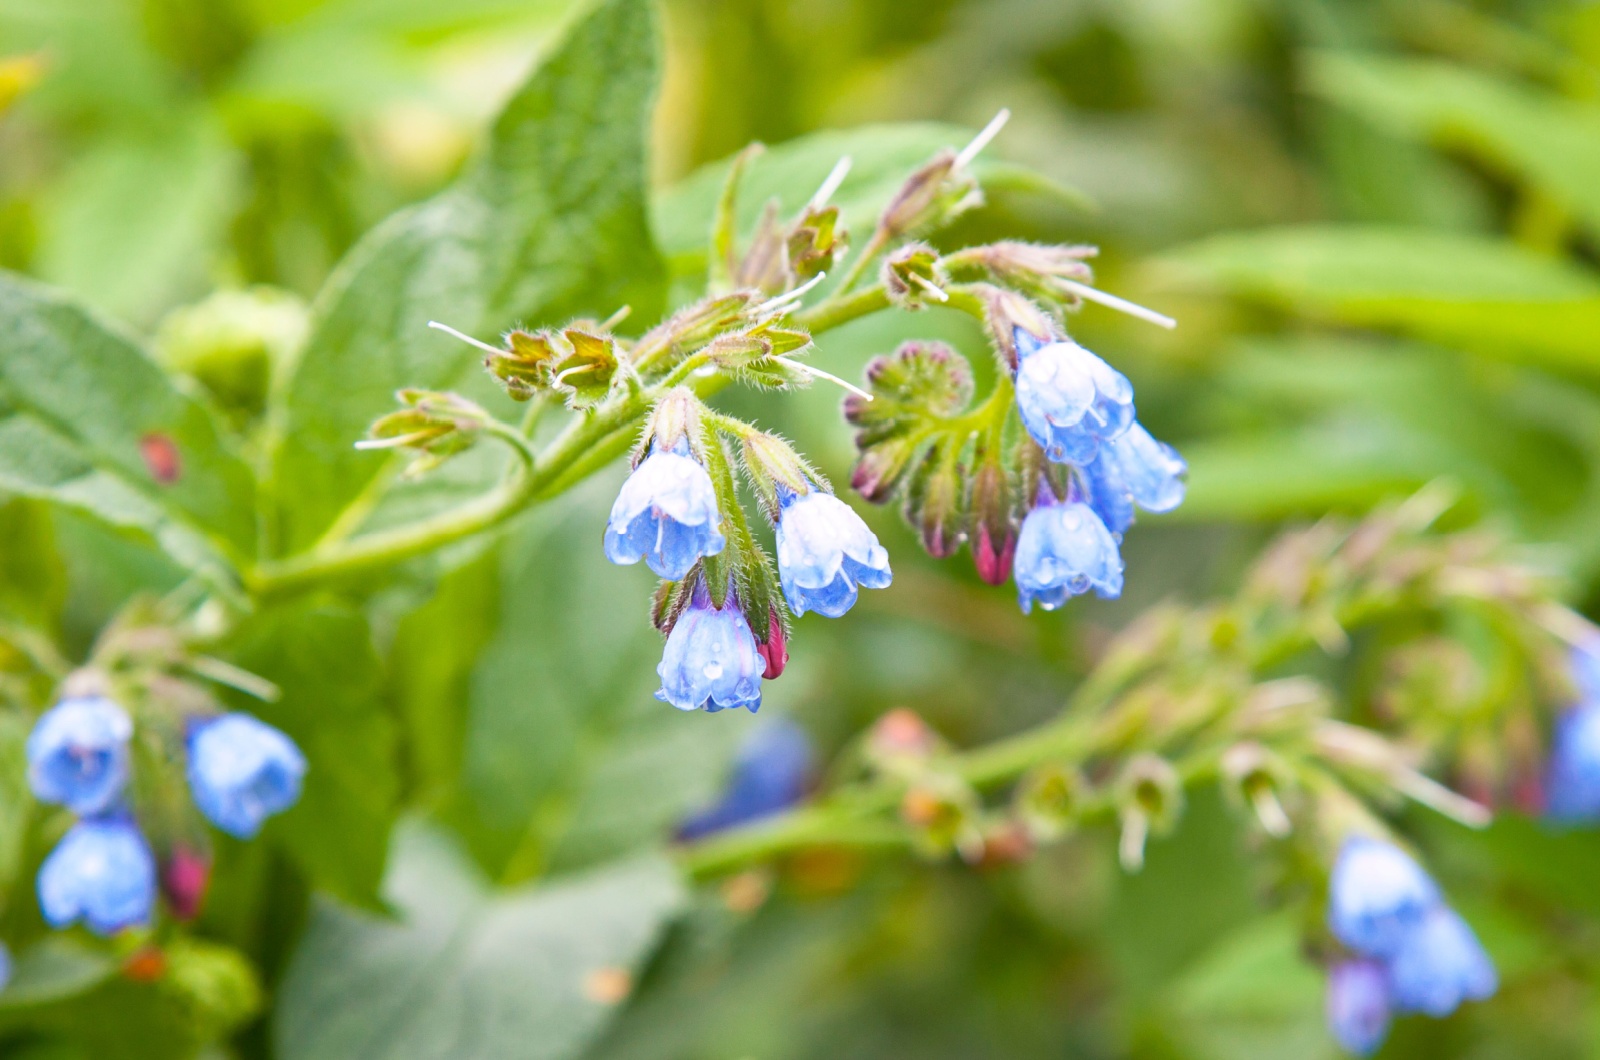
275 823 682 1060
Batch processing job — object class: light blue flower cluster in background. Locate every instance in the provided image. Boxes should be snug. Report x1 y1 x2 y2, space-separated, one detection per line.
1010 327 1186 613
1545 642 1600 822
1325 837 1497 1054
25 696 306 935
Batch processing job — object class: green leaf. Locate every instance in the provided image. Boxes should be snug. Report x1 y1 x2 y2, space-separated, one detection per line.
0 497 65 628
266 0 666 554
457 483 741 878
226 601 400 907
654 123 1088 280
0 940 114 1016
274 821 684 1060
1155 225 1600 372
0 712 33 913
1306 52 1600 240
0 274 257 582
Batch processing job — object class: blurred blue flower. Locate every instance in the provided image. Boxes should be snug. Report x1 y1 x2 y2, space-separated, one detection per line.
1085 421 1186 537
775 489 892 618
678 720 813 840
38 817 156 935
1328 836 1441 957
1545 701 1600 823
604 438 726 580
1326 959 1392 1057
0 940 11 992
1013 496 1123 612
656 582 764 713
187 713 308 838
1571 638 1600 704
1387 906 1497 1017
27 696 133 816
1012 329 1134 464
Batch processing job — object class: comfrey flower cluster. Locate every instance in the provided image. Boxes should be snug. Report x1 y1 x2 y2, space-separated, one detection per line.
605 391 891 714
1324 836 1496 1054
25 693 305 935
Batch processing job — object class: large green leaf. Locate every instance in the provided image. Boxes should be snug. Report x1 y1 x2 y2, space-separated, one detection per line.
266 0 666 554
459 482 742 878
274 821 683 1060
0 275 257 581
1155 225 1600 372
1306 52 1600 240
227 601 400 906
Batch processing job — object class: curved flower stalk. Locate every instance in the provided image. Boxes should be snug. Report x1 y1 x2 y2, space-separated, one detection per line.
674 495 1585 1054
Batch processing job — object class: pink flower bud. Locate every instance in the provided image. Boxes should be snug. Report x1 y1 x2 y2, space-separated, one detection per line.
161 846 211 921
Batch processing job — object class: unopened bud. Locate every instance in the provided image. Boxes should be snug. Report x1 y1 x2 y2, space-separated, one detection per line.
161 846 211 921
907 453 964 558
901 774 984 862
757 607 788 680
878 152 983 243
1015 762 1085 841
867 708 941 775
641 388 701 461
357 389 490 477
969 460 1015 585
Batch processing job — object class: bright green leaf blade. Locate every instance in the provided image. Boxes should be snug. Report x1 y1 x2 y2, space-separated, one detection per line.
266 0 666 555
226 601 400 907
275 821 683 1060
1154 225 1600 372
0 940 114 1015
0 274 257 580
1306 51 1600 240
459 482 741 878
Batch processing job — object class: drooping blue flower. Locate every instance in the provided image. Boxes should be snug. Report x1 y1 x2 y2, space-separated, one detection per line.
1013 495 1123 612
1326 959 1393 1057
1545 701 1600 823
186 713 308 839
775 489 892 618
656 582 764 713
1085 421 1187 537
0 940 11 992
37 817 156 935
604 438 726 580
1328 836 1441 957
1386 906 1497 1017
1012 329 1134 464
26 696 133 816
679 720 813 839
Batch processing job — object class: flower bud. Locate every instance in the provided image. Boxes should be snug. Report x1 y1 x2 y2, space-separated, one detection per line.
1015 762 1085 841
877 150 983 243
849 437 917 504
900 773 984 862
161 846 211 921
968 459 1015 586
756 607 788 680
905 450 964 559
866 708 941 776
975 285 1056 369
357 389 491 477
881 243 948 310
786 203 847 285
155 287 307 419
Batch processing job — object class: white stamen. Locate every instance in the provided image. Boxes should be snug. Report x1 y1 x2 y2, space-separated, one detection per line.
756 271 828 316
1392 768 1493 829
772 355 874 401
355 431 429 451
1055 278 1177 330
810 156 852 209
910 273 950 302
955 108 1011 169
428 320 506 356
600 305 633 331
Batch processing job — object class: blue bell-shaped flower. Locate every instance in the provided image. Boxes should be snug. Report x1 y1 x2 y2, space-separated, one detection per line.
1386 906 1497 1017
604 438 726 580
1325 959 1393 1057
1327 836 1441 957
1012 329 1134 464
1084 421 1186 537
37 816 156 935
1013 491 1123 612
27 696 133 816
775 488 892 618
678 720 813 839
187 713 308 839
656 581 765 713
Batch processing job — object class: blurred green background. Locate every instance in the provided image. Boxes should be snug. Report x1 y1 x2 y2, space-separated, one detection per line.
7 0 1600 1057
